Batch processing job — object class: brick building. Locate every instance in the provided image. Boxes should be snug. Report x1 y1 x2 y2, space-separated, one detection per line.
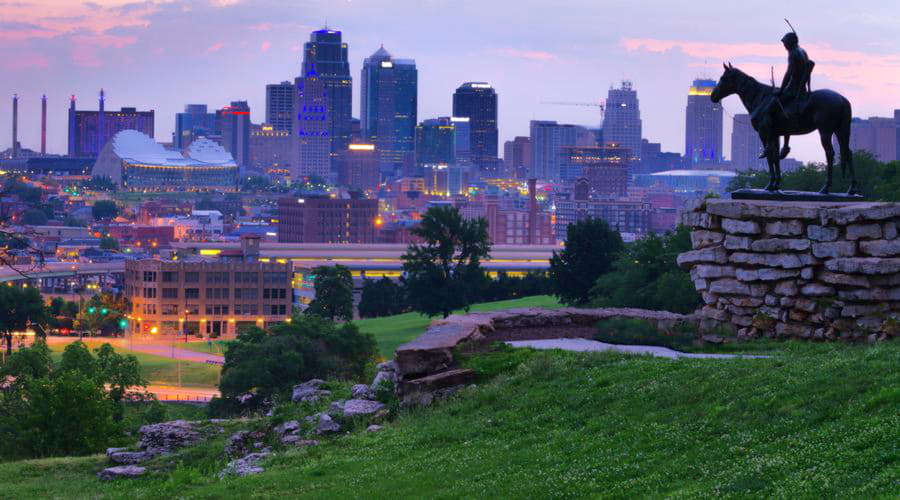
277 195 378 243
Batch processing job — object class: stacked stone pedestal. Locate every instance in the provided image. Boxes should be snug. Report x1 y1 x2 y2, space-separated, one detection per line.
679 199 900 341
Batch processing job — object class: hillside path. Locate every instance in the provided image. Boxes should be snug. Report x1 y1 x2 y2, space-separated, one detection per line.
505 338 770 359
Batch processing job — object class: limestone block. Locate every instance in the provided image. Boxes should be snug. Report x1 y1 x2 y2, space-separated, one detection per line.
758 268 801 281
735 269 759 282
811 241 857 259
722 218 761 235
692 278 708 291
800 283 835 296
706 200 820 220
801 267 814 280
837 288 888 302
690 230 725 249
726 305 754 317
708 279 750 295
701 306 729 321
764 294 778 306
846 223 882 240
840 303 889 318
728 296 764 307
681 211 719 229
807 225 839 242
676 246 727 269
701 292 717 305
731 315 753 327
774 281 799 296
692 265 736 279
779 297 796 308
749 283 770 297
730 252 803 269
884 221 898 240
821 203 900 225
794 298 818 313
789 310 807 322
724 235 752 250
825 258 900 275
751 238 811 252
766 220 804 236
859 239 900 257
818 272 870 288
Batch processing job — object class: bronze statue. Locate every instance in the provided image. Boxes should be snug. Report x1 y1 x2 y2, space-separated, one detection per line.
711 23 857 195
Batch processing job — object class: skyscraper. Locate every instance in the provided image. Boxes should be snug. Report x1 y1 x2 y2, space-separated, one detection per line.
293 74 331 179
360 45 417 176
603 81 642 160
452 82 498 173
731 114 766 170
175 104 216 149
416 117 457 166
685 79 723 165
504 136 532 179
529 121 584 181
265 81 295 133
216 101 251 169
67 91 154 157
850 113 899 162
304 30 352 160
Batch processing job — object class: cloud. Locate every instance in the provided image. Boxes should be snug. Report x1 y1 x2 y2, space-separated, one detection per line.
248 22 271 32
204 41 224 54
260 40 270 52
0 21 50 32
492 48 559 62
209 0 241 6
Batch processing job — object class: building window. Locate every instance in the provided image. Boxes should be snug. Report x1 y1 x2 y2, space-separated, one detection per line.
142 303 156 314
143 271 157 282
185 304 199 315
161 304 178 315
162 271 178 283
143 287 157 298
184 272 200 283
162 288 178 299
185 288 199 299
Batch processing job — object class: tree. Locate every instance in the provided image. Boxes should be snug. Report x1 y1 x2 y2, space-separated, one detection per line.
215 316 377 412
0 286 46 356
20 209 48 226
549 218 624 306
358 277 407 318
590 226 701 314
402 206 491 318
99 236 119 250
305 265 354 321
91 200 118 220
1 341 53 379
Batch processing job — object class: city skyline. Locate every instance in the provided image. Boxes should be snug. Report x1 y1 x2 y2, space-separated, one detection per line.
2 1 900 163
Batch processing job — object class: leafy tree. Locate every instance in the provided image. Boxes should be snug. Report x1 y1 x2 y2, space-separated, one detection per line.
99 236 119 250
1 341 53 379
93 343 145 421
91 200 118 220
590 226 701 314
305 265 354 321
21 208 48 225
215 316 377 412
402 206 491 318
358 277 407 318
0 286 46 356
549 218 624 306
58 341 97 375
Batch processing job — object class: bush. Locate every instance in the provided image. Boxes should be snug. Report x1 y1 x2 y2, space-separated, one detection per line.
594 318 696 351
550 218 624 306
216 316 378 413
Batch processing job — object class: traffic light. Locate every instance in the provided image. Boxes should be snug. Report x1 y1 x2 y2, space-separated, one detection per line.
87 306 96 314
101 308 108 315
118 319 128 329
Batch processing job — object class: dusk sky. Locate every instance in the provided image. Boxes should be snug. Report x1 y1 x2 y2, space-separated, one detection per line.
2 0 900 163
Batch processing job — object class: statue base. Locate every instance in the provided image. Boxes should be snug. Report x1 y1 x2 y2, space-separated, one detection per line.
730 189 865 202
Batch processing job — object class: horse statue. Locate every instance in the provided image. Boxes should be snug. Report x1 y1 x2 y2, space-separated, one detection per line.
710 63 858 195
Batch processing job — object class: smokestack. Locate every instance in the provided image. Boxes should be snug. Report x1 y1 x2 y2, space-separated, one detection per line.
68 95 76 157
528 178 537 245
41 95 47 155
97 88 105 153
11 94 18 158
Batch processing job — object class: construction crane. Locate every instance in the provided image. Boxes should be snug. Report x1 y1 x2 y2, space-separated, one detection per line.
541 100 605 113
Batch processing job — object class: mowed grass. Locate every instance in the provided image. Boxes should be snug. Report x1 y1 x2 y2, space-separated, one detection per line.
1 340 897 498
49 341 220 388
182 295 561 359
355 294 561 358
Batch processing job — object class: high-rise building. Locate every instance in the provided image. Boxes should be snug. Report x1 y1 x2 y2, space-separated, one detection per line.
554 179 651 240
559 145 629 197
602 81 642 160
504 136 532 179
249 123 292 176
360 46 417 176
68 91 154 157
300 29 353 167
452 82 498 173
685 79 723 165
450 116 471 165
529 121 590 181
416 117 456 166
293 74 331 180
265 81 295 133
216 101 251 169
338 143 380 193
277 194 378 243
11 94 18 159
731 114 766 170
175 104 217 149
850 113 899 162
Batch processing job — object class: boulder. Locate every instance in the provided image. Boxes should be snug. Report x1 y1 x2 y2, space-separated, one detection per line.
108 451 155 465
307 413 341 435
342 399 386 418
97 465 146 481
219 451 271 479
351 384 373 399
292 379 328 403
138 420 200 455
366 425 383 433
328 400 346 415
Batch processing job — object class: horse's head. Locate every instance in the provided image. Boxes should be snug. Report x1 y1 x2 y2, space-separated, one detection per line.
710 63 737 103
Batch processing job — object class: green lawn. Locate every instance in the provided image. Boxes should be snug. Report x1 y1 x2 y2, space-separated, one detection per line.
2 340 897 497
182 295 561 359
49 341 220 388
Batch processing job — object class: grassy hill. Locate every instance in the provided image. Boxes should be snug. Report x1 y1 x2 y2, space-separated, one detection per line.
2 339 897 498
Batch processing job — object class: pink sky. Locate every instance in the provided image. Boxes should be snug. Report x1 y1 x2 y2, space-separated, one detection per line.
2 0 900 163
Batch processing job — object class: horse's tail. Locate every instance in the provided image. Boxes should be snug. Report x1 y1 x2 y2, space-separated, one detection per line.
838 96 853 178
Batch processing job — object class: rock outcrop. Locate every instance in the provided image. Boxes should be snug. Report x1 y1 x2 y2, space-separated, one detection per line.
680 199 900 341
97 465 146 480
138 420 201 455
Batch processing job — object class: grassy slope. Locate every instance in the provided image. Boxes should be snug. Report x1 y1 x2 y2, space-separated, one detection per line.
3 341 897 498
49 341 220 388
182 295 561 359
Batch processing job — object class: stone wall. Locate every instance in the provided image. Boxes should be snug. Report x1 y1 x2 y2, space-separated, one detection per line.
679 199 900 341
